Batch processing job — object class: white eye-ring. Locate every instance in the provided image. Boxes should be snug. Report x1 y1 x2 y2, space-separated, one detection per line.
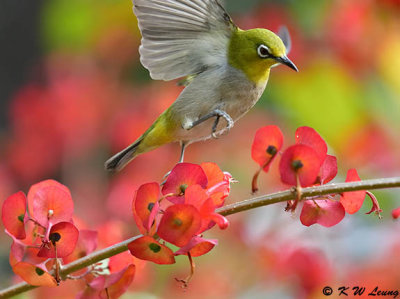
257 44 271 58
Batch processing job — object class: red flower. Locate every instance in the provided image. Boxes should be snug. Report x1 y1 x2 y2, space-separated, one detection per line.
340 169 366 214
128 236 175 265
157 204 201 247
127 163 231 264
2 191 27 240
251 125 284 172
300 199 345 227
279 144 322 187
162 163 208 204
37 222 79 258
132 182 160 235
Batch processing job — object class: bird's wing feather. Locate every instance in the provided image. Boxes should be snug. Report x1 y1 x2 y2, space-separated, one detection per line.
133 0 236 81
278 26 292 55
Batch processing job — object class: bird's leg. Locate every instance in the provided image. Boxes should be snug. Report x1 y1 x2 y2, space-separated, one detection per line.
185 109 234 138
161 142 187 186
179 141 187 163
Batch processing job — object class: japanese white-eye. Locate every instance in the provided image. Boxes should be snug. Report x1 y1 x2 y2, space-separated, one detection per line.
105 0 297 171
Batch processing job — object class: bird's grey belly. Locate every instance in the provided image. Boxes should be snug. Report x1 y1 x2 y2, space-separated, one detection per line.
174 81 266 143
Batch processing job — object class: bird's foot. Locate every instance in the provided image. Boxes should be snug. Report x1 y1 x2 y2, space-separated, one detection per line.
211 109 233 139
182 109 233 140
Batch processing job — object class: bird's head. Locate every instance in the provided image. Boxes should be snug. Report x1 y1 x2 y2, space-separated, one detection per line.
228 28 298 84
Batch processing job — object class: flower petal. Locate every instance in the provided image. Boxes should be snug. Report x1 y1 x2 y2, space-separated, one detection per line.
210 213 229 230
201 162 230 207
251 125 284 171
32 185 74 227
318 155 338 184
198 198 229 232
10 241 25 266
340 169 366 214
37 222 79 258
103 264 135 298
2 191 27 239
201 162 225 189
295 126 327 162
279 144 321 187
127 236 175 265
300 199 345 227
132 182 160 234
13 262 57 286
27 180 71 219
175 236 218 257
162 163 208 204
157 204 201 247
184 185 209 210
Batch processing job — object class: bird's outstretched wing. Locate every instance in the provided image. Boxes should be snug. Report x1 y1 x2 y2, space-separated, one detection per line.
278 26 292 55
133 0 236 81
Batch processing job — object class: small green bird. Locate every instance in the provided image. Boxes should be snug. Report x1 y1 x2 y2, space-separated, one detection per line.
105 0 297 171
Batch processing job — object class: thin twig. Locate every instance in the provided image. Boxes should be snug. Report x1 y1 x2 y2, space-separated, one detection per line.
1 177 400 298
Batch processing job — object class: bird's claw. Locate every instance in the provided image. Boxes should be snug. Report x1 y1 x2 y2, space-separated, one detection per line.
210 109 233 138
183 109 233 139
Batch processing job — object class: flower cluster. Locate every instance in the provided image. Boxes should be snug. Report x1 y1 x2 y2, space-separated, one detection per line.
2 180 78 286
0 163 231 294
1 180 135 297
128 162 231 283
251 125 382 227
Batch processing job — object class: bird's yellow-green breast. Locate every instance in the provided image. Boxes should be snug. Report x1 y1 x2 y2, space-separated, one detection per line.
228 28 287 84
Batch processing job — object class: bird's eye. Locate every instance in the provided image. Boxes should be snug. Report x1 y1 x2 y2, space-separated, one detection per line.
257 45 271 58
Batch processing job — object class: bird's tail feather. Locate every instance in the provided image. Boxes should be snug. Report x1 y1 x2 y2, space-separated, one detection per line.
104 138 143 172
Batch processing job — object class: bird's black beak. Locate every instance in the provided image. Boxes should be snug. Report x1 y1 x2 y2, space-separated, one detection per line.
275 56 298 72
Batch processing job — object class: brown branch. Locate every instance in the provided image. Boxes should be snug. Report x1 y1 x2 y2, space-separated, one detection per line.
218 177 400 216
1 176 400 298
